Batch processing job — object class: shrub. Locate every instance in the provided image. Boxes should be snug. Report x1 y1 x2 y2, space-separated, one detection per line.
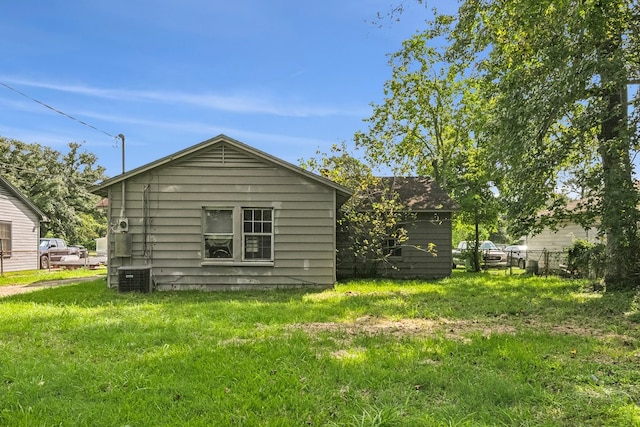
566 239 606 278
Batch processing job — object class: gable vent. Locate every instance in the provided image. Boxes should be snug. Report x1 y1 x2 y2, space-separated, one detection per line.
203 144 263 165
118 266 152 293
177 143 265 168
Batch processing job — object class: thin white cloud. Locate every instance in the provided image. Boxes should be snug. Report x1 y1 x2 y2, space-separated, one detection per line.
0 76 364 118
76 110 336 148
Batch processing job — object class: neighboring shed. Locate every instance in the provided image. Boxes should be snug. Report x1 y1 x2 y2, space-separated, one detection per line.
90 135 352 291
0 175 47 272
337 176 459 280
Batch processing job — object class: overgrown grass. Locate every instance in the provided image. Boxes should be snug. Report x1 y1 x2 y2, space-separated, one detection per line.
0 272 638 426
0 267 106 286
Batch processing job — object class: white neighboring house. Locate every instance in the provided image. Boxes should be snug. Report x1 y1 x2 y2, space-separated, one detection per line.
525 200 601 271
525 223 600 252
0 175 47 272
95 237 107 264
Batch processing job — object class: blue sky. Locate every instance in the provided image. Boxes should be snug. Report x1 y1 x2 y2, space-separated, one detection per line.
0 1 457 178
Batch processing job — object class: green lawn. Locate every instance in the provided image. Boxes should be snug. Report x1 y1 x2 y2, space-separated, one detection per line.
0 267 106 286
0 272 638 426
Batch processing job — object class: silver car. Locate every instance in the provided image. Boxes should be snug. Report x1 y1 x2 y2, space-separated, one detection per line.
453 240 508 268
504 245 527 269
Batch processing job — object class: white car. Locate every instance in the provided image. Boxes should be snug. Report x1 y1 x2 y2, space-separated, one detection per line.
452 240 508 268
504 245 527 269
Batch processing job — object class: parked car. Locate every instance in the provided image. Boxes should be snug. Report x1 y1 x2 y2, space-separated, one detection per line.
452 240 508 268
39 238 88 269
504 244 527 269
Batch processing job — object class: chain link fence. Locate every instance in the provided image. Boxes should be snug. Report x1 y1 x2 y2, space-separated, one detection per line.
512 249 569 276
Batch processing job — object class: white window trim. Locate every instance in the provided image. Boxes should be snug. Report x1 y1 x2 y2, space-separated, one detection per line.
0 221 11 258
241 208 274 262
201 206 274 266
203 208 234 261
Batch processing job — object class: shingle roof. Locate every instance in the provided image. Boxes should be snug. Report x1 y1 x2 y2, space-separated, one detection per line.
378 177 459 211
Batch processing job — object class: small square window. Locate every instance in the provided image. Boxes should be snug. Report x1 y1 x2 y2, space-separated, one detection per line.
383 238 402 257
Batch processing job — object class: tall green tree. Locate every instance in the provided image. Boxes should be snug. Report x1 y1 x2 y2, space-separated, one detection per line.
447 0 640 289
354 15 502 257
0 137 107 246
450 145 503 271
301 144 409 278
354 17 471 190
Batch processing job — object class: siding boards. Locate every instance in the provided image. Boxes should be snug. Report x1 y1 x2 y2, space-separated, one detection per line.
337 212 453 280
277 234 333 244
390 212 452 279
526 223 600 252
274 218 331 227
275 242 334 252
0 186 41 272
275 250 333 260
154 169 313 184
153 191 332 204
106 143 339 288
274 226 332 235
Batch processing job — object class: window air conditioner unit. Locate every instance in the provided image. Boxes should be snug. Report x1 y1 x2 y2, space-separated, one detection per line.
118 266 152 293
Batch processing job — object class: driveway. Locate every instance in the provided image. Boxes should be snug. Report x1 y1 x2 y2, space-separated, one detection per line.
0 276 105 298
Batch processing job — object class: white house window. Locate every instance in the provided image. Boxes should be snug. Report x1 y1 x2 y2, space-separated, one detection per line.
243 208 273 260
203 207 274 263
204 209 233 259
0 221 11 258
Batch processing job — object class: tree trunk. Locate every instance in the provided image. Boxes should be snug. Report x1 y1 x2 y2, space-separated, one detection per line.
598 62 639 290
473 213 481 272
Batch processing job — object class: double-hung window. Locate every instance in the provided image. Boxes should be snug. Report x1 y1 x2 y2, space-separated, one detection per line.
0 221 11 258
204 209 233 259
243 208 272 261
203 207 273 263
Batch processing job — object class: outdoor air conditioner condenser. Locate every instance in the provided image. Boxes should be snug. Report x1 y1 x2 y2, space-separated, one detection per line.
117 266 152 293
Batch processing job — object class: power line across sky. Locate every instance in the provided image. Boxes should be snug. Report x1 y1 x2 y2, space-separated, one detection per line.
0 1 454 178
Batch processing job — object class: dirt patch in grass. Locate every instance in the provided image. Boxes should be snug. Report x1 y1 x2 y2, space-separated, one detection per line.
289 315 511 343
289 314 637 345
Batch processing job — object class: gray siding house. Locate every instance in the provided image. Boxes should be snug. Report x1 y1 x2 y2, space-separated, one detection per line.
90 135 352 291
338 176 459 280
0 175 46 272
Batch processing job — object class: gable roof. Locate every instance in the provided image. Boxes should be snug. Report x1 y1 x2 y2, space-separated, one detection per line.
90 134 353 204
379 177 459 212
0 175 47 220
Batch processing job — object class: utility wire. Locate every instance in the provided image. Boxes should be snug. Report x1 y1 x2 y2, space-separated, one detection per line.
0 81 118 140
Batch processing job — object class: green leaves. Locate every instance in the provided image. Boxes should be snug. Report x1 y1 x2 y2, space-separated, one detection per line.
355 19 475 190
444 0 640 287
355 12 503 249
301 144 409 277
0 137 107 246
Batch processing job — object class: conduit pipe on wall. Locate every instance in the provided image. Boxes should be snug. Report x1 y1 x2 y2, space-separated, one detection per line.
118 134 126 220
